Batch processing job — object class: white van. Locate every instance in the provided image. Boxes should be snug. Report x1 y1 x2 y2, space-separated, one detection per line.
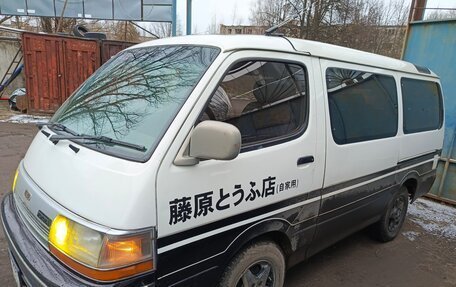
2 35 444 287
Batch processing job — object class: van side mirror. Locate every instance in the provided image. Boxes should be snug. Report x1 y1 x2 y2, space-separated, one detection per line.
174 121 241 166
190 121 241 160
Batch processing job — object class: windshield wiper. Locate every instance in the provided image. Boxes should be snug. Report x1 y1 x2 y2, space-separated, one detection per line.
37 122 79 136
49 134 147 152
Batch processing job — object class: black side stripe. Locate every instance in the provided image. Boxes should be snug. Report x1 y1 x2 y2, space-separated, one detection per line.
322 150 438 197
321 166 396 196
157 191 313 248
157 154 438 249
397 150 438 168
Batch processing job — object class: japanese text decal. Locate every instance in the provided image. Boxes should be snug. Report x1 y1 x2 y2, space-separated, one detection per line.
168 176 298 225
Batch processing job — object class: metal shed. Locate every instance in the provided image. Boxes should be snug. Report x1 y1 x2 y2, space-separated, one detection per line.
22 33 100 113
402 19 456 203
21 32 136 113
101 40 135 64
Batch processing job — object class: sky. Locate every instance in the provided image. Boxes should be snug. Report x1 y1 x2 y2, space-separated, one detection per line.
174 0 456 34
177 0 255 34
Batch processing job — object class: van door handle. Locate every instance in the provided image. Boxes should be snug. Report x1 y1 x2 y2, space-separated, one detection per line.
297 156 314 165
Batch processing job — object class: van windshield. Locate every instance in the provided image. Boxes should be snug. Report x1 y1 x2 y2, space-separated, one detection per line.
51 45 220 161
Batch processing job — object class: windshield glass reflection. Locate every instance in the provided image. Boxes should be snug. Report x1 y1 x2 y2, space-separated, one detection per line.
52 45 220 160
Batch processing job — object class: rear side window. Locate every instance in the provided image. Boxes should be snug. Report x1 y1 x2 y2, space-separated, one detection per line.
201 60 308 149
401 78 443 134
326 68 398 145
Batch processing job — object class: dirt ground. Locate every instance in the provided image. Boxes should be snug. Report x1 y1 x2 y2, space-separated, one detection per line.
0 113 455 287
0 122 37 287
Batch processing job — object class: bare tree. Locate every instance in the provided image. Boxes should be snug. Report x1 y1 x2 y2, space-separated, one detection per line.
101 21 140 42
250 0 290 27
249 0 409 58
149 22 172 38
426 9 456 21
207 15 218 34
39 17 77 33
0 16 12 25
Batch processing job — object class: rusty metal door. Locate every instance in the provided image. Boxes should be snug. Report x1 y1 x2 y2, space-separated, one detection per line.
101 40 135 64
22 33 100 113
62 38 100 103
23 33 65 113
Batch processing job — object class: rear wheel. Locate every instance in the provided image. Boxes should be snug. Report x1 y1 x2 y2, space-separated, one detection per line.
372 186 409 242
219 241 285 287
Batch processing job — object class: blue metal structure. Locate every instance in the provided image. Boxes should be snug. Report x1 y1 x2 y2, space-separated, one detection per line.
0 0 183 37
403 19 456 202
0 0 173 22
172 0 177 36
186 0 192 35
171 0 192 36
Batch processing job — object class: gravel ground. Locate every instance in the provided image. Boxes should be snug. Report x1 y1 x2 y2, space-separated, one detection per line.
0 112 455 287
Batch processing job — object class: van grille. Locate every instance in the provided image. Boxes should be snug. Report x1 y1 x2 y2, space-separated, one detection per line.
13 193 50 249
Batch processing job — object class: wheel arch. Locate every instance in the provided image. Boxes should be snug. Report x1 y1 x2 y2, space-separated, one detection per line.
222 218 293 267
400 172 419 202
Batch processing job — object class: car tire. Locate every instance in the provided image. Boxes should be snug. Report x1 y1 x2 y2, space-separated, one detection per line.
73 24 88 37
372 186 409 242
219 241 285 287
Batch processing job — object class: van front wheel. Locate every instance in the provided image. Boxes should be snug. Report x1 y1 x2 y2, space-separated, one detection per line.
219 241 285 287
372 186 409 242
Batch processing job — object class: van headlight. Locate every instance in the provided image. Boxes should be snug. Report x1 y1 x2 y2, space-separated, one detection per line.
49 215 154 281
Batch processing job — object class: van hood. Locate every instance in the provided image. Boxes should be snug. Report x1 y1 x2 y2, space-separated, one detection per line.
22 129 157 230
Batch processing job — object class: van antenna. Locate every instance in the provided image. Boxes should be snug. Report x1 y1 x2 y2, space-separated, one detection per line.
264 9 304 36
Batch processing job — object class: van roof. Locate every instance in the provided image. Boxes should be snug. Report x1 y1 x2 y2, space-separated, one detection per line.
130 35 438 78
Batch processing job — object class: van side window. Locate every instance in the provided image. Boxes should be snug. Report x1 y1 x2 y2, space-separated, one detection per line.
326 68 398 145
202 61 308 149
401 78 443 134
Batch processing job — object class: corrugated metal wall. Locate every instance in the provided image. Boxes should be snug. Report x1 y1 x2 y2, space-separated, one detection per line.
23 33 100 113
402 20 456 203
22 33 136 113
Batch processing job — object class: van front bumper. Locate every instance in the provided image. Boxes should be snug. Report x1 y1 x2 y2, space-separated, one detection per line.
1 193 155 287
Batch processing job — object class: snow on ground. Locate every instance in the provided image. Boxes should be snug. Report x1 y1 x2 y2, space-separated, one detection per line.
0 114 49 124
406 198 456 240
402 231 420 241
